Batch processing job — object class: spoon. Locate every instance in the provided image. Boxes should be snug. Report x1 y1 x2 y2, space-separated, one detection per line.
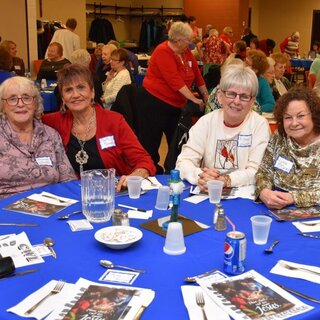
100 259 145 273
44 238 57 258
58 210 82 220
264 240 280 254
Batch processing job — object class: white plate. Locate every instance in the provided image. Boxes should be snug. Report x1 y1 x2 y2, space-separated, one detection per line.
94 226 143 250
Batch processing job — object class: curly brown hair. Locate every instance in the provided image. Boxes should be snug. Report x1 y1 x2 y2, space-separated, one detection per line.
274 87 320 136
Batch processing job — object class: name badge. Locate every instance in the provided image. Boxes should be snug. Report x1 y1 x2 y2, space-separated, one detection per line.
188 61 192 68
238 134 252 147
36 157 52 166
15 65 21 70
274 156 293 173
99 135 116 150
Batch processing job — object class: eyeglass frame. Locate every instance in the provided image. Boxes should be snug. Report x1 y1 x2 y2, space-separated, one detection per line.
221 90 253 102
1 95 35 106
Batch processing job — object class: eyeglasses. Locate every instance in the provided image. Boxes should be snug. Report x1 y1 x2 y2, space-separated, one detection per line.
221 90 253 102
2 95 35 106
283 112 311 122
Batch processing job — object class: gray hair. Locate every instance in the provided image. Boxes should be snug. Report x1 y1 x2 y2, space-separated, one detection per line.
70 49 91 67
219 64 258 97
0 76 43 119
168 21 193 42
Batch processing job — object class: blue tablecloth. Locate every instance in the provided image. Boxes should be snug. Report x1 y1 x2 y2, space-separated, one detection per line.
1 177 320 319
36 80 59 113
290 59 313 70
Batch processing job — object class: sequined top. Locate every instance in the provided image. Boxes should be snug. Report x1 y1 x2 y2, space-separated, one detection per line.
255 131 320 207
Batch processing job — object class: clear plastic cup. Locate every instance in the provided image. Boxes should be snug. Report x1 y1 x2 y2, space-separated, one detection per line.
207 180 224 204
163 222 186 255
126 176 143 199
155 186 170 210
250 215 272 245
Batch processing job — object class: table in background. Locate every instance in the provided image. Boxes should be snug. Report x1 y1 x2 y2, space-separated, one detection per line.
35 80 59 113
1 177 320 320
290 58 313 84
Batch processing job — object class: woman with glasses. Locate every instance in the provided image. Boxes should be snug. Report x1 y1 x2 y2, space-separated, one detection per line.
138 21 208 174
176 64 270 192
0 76 76 199
101 48 132 110
255 87 320 209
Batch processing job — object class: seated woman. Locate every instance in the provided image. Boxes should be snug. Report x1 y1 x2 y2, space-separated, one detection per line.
0 46 15 84
0 40 25 76
0 77 76 199
246 49 275 112
37 42 70 81
42 64 156 191
101 48 132 109
255 87 320 209
176 64 270 192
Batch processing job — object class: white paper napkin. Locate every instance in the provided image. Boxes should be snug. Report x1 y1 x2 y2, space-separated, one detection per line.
141 176 162 190
292 220 320 232
29 192 78 206
7 280 75 319
181 286 230 320
270 260 320 284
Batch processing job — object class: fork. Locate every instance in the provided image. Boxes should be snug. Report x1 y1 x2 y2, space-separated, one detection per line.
299 221 320 226
25 280 65 315
195 291 208 320
279 261 320 277
42 194 70 203
144 177 158 187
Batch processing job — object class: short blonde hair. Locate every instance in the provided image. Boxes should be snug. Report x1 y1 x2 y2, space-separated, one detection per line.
70 49 91 67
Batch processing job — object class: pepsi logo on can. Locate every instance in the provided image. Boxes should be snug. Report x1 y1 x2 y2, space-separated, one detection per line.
224 231 246 275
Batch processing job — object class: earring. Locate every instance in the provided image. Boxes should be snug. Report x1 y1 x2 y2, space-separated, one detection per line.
91 98 95 106
60 104 66 113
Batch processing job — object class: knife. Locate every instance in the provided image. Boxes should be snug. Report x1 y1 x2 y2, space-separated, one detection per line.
0 268 39 280
0 223 39 226
274 282 320 303
133 291 155 320
298 233 320 239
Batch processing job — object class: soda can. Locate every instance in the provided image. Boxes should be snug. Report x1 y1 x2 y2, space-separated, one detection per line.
224 231 246 275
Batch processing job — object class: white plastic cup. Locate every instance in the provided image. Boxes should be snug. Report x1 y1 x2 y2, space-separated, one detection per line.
250 215 272 245
163 222 186 255
155 186 170 210
126 176 143 199
207 180 224 204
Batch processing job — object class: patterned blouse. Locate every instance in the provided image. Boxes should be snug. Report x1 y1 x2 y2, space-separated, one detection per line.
0 117 76 199
255 131 320 207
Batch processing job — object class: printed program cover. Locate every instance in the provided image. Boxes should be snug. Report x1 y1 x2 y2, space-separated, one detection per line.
269 206 320 221
62 285 136 320
197 270 313 320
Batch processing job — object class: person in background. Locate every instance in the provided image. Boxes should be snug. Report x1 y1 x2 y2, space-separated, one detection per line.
0 40 25 76
108 40 139 77
241 27 257 47
101 48 132 109
202 24 213 42
70 49 91 67
37 42 70 80
95 43 117 102
0 76 76 199
89 43 104 75
230 40 247 61
176 64 270 191
187 16 199 38
202 29 226 65
246 49 275 112
280 32 300 58
249 38 260 50
308 41 320 60
46 18 80 61
42 64 155 190
263 57 276 85
270 52 292 100
219 27 233 57
138 21 208 174
259 39 276 56
0 47 14 84
255 87 320 209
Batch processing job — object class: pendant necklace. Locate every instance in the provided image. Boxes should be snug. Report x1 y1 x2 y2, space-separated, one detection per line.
72 108 96 173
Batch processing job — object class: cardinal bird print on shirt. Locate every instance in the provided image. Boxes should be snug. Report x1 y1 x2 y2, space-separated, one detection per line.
215 139 238 169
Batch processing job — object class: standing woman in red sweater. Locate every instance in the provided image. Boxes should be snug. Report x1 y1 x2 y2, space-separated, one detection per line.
139 21 208 173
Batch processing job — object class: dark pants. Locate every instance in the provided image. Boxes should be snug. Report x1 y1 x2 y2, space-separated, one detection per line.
137 87 181 174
